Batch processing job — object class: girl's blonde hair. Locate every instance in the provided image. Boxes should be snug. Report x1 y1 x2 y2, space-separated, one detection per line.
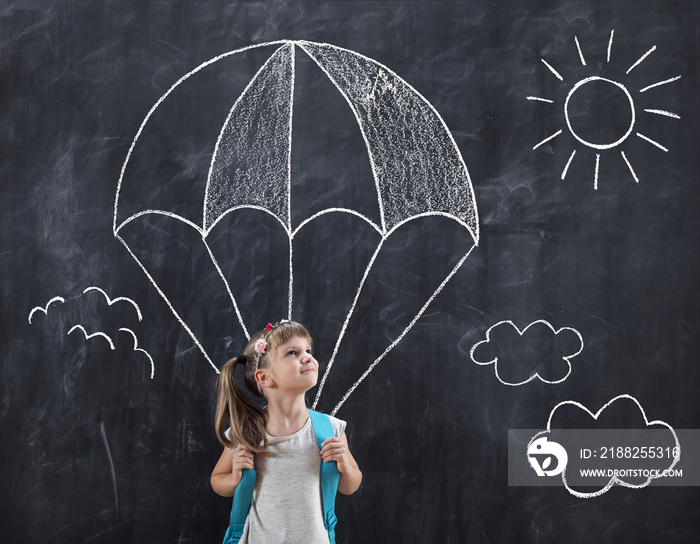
214 321 312 453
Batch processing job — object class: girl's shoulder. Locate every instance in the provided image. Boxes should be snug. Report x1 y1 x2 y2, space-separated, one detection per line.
331 414 346 438
312 410 346 438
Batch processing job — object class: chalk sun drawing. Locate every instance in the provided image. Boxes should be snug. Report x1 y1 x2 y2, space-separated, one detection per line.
28 296 65 324
118 328 155 379
114 40 479 412
67 324 116 350
469 320 583 386
528 30 681 188
530 394 680 498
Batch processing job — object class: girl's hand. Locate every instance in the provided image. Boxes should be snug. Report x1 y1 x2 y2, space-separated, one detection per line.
321 433 363 495
211 445 255 497
321 435 354 473
320 436 352 472
231 445 255 486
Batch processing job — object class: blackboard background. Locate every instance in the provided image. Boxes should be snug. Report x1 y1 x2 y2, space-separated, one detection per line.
2 1 699 542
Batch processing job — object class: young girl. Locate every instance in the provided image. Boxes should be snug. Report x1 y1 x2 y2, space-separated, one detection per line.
211 320 362 543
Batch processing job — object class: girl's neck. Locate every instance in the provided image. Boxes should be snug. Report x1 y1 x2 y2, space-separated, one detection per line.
264 394 309 437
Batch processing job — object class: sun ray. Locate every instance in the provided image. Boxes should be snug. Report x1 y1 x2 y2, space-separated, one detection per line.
541 58 564 81
607 30 615 63
574 36 587 66
531 32 679 186
561 149 576 180
627 45 656 74
636 132 668 152
620 151 639 183
639 75 681 93
527 96 554 103
533 129 563 150
644 108 681 119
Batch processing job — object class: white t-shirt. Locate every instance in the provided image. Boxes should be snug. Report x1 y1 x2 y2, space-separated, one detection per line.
226 414 346 544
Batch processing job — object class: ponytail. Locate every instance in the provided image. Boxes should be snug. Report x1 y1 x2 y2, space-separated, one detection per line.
214 321 312 454
214 353 268 454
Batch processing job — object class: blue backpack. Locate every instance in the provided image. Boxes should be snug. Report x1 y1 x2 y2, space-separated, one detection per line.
222 409 340 544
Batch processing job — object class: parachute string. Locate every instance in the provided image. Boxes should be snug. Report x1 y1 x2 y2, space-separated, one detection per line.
115 233 220 373
312 237 386 409
330 246 475 415
203 239 250 340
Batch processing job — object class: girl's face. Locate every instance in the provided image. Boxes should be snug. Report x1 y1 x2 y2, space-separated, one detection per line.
266 334 318 392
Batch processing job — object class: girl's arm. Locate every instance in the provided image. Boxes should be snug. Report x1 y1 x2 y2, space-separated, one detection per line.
321 433 363 495
210 445 255 497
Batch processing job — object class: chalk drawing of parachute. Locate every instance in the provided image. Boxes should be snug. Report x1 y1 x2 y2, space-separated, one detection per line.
114 40 479 413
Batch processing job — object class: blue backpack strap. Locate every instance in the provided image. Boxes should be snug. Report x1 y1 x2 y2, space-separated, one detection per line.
222 461 256 544
223 405 267 543
308 409 341 544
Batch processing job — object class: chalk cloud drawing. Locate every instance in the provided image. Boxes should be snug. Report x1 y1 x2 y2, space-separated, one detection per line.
29 287 155 378
28 287 143 324
28 296 65 324
114 40 479 413
530 394 680 498
118 328 155 379
67 326 156 379
82 286 143 321
68 324 116 351
469 320 583 386
529 30 681 188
